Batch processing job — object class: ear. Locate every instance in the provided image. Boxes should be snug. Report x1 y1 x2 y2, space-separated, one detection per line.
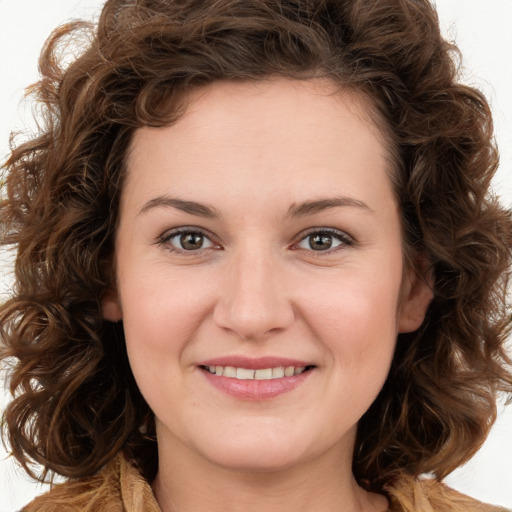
398 259 434 333
102 289 123 322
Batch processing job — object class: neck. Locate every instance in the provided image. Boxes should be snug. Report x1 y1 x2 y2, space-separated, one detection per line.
152 430 387 512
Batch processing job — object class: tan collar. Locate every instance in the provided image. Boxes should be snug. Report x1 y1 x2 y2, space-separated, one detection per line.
23 453 509 512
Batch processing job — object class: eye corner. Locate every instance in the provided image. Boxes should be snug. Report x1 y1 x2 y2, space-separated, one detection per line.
156 226 222 255
292 228 355 254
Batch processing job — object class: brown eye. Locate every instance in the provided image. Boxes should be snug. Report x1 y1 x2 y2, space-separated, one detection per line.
180 232 205 250
165 230 215 252
296 230 352 252
308 233 334 251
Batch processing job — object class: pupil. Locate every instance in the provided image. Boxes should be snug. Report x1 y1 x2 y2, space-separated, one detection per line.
181 233 203 250
309 233 332 250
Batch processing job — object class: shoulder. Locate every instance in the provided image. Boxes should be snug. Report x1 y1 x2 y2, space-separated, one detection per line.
21 454 160 512
386 473 510 512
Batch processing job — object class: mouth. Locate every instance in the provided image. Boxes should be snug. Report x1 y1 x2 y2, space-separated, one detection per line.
200 364 315 380
198 358 316 400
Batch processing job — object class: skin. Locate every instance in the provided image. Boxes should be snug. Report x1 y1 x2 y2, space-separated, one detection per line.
103 78 432 512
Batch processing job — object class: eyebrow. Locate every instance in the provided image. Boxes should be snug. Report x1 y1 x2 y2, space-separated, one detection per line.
286 196 373 217
139 196 220 218
138 195 372 219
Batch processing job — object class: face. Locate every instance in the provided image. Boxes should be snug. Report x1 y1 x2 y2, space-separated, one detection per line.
104 78 431 474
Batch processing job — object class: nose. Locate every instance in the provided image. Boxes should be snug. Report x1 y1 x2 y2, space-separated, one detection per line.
213 248 295 341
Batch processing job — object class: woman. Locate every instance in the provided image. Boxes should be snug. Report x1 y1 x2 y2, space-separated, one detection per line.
1 0 511 510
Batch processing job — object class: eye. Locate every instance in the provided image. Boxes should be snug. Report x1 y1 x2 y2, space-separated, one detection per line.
160 229 216 253
296 229 352 252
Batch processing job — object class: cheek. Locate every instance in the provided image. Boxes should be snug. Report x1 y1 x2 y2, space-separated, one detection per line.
304 270 401 335
299 268 401 372
117 265 216 382
120 262 213 332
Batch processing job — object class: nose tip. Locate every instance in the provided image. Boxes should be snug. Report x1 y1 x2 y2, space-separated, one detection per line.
213 256 294 340
215 297 293 341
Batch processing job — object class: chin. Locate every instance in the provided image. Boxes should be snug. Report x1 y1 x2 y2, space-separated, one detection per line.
191 423 328 474
204 444 308 474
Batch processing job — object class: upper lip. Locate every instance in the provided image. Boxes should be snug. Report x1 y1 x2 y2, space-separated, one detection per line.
198 356 315 370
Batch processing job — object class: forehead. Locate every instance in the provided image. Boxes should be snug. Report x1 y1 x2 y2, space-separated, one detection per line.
121 79 401 227
126 77 396 183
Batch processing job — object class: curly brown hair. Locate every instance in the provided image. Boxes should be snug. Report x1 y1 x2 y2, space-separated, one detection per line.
1 0 511 493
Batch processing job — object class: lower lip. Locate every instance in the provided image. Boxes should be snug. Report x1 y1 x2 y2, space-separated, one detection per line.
200 368 313 400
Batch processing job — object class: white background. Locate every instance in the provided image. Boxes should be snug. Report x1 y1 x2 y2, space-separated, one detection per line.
1 0 511 510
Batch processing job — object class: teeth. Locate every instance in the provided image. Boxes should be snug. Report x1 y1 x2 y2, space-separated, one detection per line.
236 368 255 380
272 367 285 378
205 365 310 380
255 368 272 380
224 366 237 378
284 366 295 377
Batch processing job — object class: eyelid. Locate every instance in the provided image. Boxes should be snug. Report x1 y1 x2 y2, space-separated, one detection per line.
157 226 222 254
156 226 354 255
292 227 355 252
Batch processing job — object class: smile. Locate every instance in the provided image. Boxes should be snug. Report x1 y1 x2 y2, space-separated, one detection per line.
203 365 311 380
198 359 316 400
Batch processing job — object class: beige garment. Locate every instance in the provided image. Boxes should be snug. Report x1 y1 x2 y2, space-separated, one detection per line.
22 455 160 512
22 454 510 512
385 474 510 512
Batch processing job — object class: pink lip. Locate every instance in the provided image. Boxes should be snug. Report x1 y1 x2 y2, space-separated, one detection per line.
198 356 315 401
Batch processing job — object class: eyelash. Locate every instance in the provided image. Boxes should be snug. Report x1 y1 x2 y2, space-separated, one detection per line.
157 227 354 255
293 228 354 254
158 227 220 255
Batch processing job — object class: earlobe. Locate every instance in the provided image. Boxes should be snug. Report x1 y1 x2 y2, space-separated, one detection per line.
102 290 123 322
398 261 434 333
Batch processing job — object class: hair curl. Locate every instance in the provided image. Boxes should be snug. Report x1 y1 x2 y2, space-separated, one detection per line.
1 0 511 492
